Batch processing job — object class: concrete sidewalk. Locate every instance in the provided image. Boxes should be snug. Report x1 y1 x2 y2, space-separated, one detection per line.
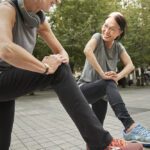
10 86 150 150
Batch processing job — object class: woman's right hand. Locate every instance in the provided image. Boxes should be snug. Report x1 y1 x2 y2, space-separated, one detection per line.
104 71 117 76
42 54 64 74
101 71 117 80
102 71 118 84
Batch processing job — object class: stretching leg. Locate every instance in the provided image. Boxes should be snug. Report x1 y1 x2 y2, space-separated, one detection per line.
0 100 15 150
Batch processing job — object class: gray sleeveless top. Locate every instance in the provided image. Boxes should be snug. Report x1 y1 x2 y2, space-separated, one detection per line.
0 1 37 71
78 33 126 85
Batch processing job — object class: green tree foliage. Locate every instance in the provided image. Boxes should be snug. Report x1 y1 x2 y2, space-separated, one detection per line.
121 0 150 67
34 0 150 70
33 36 50 61
49 0 120 69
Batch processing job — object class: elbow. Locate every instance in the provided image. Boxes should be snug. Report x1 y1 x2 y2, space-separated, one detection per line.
128 64 135 73
131 64 135 71
83 48 87 55
0 42 14 61
83 48 91 57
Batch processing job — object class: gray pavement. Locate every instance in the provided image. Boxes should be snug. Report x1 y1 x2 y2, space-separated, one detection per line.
10 86 150 150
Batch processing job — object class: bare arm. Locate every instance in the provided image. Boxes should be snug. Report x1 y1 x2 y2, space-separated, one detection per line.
84 37 112 79
0 3 49 73
0 3 62 74
37 21 69 63
117 50 135 80
105 50 135 83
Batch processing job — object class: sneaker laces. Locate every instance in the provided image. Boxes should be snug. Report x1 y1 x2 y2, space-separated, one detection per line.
107 139 126 150
134 125 150 137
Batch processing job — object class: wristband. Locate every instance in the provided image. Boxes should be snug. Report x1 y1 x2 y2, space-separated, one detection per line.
43 63 49 74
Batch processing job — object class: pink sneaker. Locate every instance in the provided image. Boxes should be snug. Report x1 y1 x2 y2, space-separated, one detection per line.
105 139 143 150
86 139 143 150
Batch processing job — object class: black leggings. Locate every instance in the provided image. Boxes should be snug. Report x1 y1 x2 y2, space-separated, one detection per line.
0 64 112 150
92 99 108 125
0 101 15 150
80 80 135 130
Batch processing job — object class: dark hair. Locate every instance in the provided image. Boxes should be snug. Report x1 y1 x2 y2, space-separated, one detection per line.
108 12 127 40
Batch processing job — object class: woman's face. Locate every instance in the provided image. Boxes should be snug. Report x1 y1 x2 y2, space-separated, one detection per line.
101 16 122 42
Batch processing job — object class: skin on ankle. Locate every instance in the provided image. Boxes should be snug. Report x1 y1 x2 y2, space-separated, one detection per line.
126 123 136 133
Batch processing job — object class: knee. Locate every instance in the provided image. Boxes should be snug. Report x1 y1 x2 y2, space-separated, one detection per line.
52 64 73 83
57 64 72 77
95 79 108 92
106 80 117 88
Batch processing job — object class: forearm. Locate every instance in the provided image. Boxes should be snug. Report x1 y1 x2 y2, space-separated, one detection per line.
38 22 65 54
41 31 64 54
38 23 69 63
0 42 46 73
118 64 135 80
118 50 135 80
85 52 105 77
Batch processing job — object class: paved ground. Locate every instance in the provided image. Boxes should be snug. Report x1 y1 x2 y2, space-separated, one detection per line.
10 86 150 150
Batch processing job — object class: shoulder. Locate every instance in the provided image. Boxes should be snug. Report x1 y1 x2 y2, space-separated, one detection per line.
0 1 16 21
113 41 127 58
115 41 126 52
91 32 103 44
92 32 101 39
0 1 16 12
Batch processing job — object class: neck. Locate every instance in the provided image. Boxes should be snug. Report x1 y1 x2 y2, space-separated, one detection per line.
104 40 114 49
24 0 40 12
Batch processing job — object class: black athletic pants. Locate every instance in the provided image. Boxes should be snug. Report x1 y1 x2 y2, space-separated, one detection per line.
80 80 134 130
0 64 112 150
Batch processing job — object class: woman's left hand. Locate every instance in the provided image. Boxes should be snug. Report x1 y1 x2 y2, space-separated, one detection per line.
104 71 121 84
